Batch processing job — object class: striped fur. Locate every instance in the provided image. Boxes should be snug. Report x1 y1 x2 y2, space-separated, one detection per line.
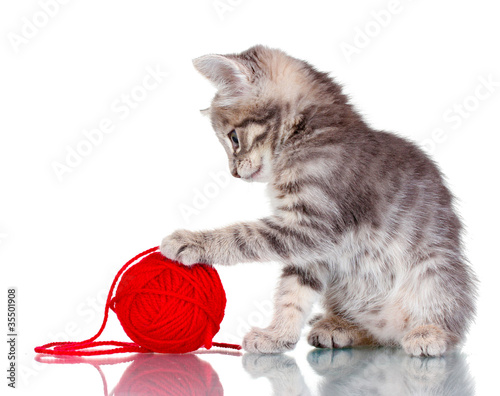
160 45 477 356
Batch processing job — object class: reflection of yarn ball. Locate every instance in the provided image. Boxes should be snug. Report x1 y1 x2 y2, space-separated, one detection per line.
111 252 226 354
115 354 223 396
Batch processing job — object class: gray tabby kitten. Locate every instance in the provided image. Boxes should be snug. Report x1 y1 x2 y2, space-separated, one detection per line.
160 45 477 356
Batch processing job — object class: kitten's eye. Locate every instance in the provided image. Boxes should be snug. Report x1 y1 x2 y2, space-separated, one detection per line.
228 130 239 149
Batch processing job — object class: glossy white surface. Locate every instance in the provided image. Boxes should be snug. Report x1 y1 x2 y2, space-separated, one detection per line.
27 345 480 395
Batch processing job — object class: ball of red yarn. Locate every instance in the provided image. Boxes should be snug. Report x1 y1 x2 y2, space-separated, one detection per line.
110 251 226 354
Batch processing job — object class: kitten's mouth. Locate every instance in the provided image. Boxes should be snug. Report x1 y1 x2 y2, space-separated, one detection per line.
248 165 263 180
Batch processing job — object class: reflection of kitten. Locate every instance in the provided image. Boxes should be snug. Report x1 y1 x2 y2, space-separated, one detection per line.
243 350 475 396
161 45 477 356
307 349 475 396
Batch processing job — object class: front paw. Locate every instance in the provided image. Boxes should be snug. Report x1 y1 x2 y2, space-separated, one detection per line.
243 327 298 354
160 230 207 265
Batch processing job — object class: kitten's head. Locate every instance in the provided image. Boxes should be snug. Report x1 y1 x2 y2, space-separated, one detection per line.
193 45 349 183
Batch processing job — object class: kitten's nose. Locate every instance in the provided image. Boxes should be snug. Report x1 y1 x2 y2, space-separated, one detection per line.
231 168 241 178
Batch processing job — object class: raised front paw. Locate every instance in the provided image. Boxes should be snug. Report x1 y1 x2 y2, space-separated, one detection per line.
242 327 298 354
160 229 208 265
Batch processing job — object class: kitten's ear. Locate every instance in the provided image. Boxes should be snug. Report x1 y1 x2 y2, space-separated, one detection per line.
200 107 211 117
193 54 251 100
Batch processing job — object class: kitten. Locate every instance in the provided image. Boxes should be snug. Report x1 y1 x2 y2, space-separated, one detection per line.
160 45 477 356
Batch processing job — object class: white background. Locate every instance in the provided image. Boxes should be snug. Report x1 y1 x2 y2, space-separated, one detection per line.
1 0 499 394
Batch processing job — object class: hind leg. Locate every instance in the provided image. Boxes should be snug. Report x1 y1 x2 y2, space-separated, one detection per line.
396 251 476 357
401 324 449 357
307 313 377 348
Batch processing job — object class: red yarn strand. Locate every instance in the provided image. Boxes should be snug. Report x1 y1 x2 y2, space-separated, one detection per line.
34 247 241 356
